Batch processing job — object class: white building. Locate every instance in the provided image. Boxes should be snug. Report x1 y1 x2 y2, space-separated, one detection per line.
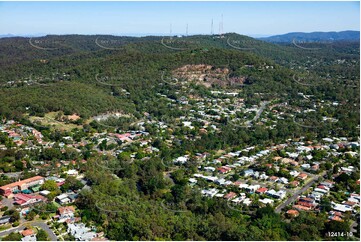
67 223 96 241
259 198 274 205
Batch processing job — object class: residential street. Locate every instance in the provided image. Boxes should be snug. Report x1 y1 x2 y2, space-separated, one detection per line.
253 101 270 123
0 221 57 241
244 101 270 127
275 171 326 213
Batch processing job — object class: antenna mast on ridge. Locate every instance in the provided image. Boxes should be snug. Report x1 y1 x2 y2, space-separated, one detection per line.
170 24 173 40
219 14 224 36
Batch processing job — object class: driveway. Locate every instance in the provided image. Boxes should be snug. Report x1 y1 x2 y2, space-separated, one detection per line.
0 197 14 209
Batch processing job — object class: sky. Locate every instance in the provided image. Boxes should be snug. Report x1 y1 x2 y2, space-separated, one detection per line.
0 1 359 37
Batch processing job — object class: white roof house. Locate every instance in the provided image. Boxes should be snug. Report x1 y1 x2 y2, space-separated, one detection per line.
215 178 226 185
56 194 70 204
174 156 188 164
259 173 269 180
204 166 216 172
278 177 289 184
66 169 78 176
201 188 219 198
247 185 260 192
239 184 249 189
259 198 274 205
39 190 51 196
67 223 96 241
243 198 252 206
267 189 287 199
314 188 328 194
323 138 334 143
332 203 353 213
188 178 197 184
21 235 36 241
231 197 244 204
301 164 311 170
290 170 300 177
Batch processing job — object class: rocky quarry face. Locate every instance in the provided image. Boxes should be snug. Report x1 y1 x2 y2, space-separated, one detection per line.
172 64 246 88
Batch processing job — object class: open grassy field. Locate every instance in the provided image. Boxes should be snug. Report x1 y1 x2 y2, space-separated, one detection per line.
28 112 82 132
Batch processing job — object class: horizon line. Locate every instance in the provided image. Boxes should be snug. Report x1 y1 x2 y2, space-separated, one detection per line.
0 30 360 39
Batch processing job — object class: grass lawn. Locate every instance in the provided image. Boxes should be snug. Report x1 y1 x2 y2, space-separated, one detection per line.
28 112 82 132
0 224 12 231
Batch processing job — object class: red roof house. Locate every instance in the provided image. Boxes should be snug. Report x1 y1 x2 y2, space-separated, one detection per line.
224 192 237 200
256 187 268 194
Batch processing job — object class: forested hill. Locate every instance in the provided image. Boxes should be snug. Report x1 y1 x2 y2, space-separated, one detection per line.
259 30 360 43
1 33 358 67
0 33 359 120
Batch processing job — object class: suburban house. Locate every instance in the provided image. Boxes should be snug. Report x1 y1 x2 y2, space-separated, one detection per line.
67 169 79 176
224 192 237 200
293 204 312 211
0 176 44 198
55 193 78 205
67 223 97 241
21 229 36 241
204 166 216 172
266 189 287 199
332 203 353 213
269 176 279 182
174 156 189 164
57 206 76 223
278 177 289 184
311 164 319 171
243 169 254 177
13 193 46 207
286 209 300 218
246 185 260 193
56 194 71 205
297 173 308 180
256 187 268 194
259 198 274 205
242 198 252 206
217 166 232 174
289 170 300 177
288 180 300 188
201 188 219 198
0 215 11 225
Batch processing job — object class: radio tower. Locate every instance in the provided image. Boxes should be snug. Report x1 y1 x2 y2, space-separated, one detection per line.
169 24 173 40
211 19 214 35
186 23 188 37
219 14 224 36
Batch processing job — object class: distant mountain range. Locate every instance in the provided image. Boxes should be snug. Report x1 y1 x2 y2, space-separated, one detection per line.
0 33 47 38
259 30 360 43
1 30 360 42
0 34 16 38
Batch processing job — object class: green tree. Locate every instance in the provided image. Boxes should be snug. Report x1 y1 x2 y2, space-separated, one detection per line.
2 232 22 241
26 210 36 221
36 229 49 241
61 176 84 192
41 180 59 192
